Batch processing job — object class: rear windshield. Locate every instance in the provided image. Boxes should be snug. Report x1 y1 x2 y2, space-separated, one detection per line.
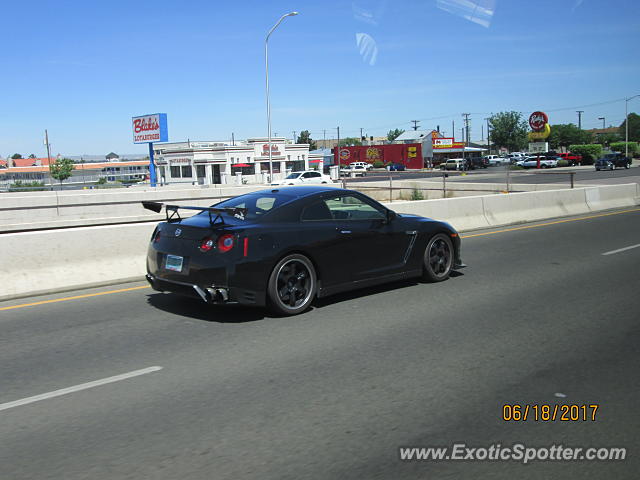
210 192 295 221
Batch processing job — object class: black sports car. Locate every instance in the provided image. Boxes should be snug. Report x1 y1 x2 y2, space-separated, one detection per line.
143 186 464 315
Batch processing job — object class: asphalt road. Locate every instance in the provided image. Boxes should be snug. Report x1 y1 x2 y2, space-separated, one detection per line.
1 208 639 479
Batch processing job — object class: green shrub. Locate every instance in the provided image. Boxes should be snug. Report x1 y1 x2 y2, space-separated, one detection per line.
410 188 424 200
9 180 46 191
609 142 638 156
568 144 602 165
557 159 569 167
372 160 384 168
96 177 107 184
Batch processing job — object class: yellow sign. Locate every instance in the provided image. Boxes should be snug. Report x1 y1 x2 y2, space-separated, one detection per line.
408 146 417 158
528 123 551 140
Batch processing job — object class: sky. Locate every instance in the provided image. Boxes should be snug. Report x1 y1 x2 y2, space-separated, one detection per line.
1 0 639 157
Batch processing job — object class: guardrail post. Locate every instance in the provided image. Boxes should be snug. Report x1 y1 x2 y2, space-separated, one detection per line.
570 172 575 189
442 172 446 198
389 175 393 203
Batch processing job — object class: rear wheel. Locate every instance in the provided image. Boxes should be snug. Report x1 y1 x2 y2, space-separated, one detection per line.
422 233 453 282
267 254 317 315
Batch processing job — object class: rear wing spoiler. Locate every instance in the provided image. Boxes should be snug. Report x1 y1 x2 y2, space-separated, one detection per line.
142 201 248 224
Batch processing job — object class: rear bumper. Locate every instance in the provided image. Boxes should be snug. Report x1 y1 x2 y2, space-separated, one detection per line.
145 273 264 306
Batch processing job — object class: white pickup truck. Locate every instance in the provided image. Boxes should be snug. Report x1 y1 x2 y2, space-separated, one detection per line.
339 165 368 177
521 156 558 168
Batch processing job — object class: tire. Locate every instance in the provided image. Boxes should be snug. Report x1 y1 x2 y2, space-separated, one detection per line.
267 254 317 315
422 233 454 283
625 164 630 169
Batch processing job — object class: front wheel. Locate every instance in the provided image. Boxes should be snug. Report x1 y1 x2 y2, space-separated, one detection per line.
267 254 317 315
422 233 454 282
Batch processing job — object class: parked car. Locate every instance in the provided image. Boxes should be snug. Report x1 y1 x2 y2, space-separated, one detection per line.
595 153 631 170
349 161 373 170
467 157 489 169
387 163 406 171
483 155 505 166
143 186 464 315
556 152 582 166
340 164 368 176
522 156 558 168
272 170 333 186
440 158 467 171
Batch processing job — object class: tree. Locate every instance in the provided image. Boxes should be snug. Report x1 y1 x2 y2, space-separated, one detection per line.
568 144 603 165
488 112 528 152
619 112 640 142
548 123 593 149
11 153 22 159
338 137 362 147
387 128 405 142
593 132 620 147
49 157 75 184
296 130 317 150
28 153 36 159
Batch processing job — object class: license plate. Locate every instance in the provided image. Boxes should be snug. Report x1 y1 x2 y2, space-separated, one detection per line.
165 254 184 272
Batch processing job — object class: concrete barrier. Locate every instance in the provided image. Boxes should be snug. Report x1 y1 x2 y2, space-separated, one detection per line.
0 223 155 301
388 195 491 231
0 184 637 301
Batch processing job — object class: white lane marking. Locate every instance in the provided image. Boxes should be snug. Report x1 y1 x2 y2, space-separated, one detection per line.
0 366 162 412
554 392 567 398
601 244 640 256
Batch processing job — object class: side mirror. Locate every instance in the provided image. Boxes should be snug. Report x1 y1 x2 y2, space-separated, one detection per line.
386 210 397 223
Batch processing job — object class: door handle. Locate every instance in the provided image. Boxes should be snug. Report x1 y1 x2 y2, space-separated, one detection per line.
338 229 352 234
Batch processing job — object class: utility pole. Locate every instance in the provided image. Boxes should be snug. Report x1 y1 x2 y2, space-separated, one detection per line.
44 129 52 166
411 120 420 131
336 126 340 166
231 133 235 146
293 131 297 143
360 127 364 140
598 117 605 129
452 120 455 141
462 113 471 165
576 111 584 129
485 117 491 156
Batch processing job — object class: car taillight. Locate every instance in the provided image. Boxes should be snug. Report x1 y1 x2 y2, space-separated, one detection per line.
199 237 215 252
218 234 235 253
153 229 161 243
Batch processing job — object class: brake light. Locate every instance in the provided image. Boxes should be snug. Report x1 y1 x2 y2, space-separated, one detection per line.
153 229 161 243
218 234 235 253
243 237 249 257
199 237 215 252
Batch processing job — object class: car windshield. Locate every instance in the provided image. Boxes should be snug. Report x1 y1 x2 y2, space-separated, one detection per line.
209 192 295 221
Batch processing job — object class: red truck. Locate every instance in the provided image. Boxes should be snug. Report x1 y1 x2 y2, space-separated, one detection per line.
556 152 582 166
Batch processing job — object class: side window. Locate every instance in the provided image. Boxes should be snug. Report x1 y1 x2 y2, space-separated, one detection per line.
325 195 386 220
302 172 313 178
301 200 332 221
309 171 321 178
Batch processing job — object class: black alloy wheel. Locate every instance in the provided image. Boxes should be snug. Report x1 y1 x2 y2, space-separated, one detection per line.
268 254 317 315
423 233 453 282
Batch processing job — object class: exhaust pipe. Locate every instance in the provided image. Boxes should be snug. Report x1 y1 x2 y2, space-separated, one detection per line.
206 287 229 303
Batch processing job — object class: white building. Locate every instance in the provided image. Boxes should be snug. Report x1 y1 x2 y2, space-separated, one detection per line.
153 138 324 185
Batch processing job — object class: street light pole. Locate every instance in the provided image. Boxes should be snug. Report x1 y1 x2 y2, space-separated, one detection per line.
598 117 605 129
265 11 298 183
625 95 640 158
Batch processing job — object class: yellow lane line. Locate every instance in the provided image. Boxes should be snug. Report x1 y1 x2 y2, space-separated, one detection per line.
0 285 149 311
461 208 640 239
3 207 639 311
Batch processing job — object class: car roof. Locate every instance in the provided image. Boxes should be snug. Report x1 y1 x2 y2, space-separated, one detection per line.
252 185 341 199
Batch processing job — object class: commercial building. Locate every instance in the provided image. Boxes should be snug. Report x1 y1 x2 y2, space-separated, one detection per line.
153 138 323 185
